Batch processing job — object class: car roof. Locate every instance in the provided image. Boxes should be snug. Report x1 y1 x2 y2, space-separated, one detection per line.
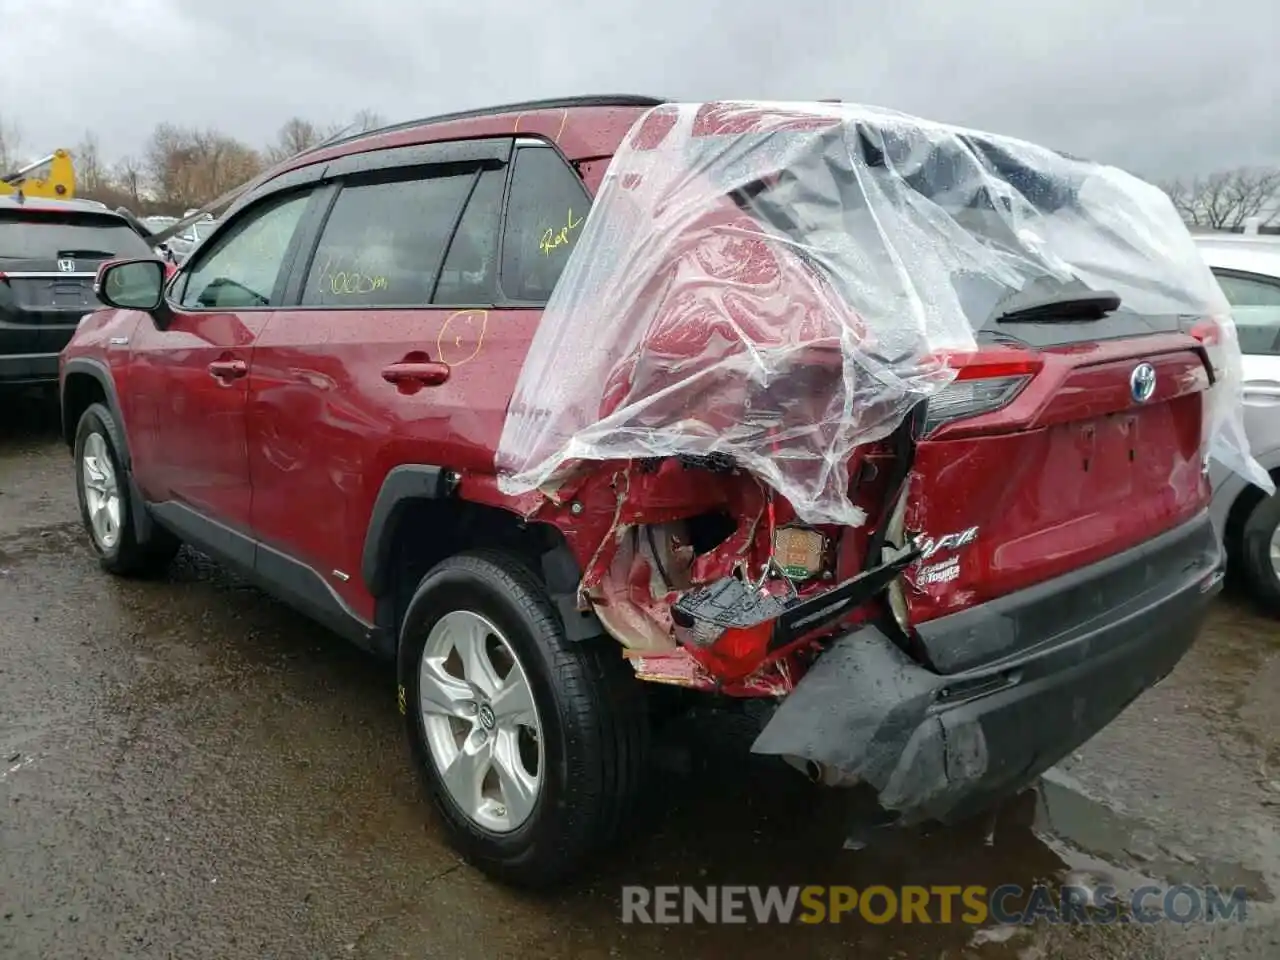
267 94 667 183
1194 232 1280 278
0 195 124 218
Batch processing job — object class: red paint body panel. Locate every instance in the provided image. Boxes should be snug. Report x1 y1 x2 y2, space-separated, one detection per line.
246 306 539 619
126 308 267 527
904 340 1212 622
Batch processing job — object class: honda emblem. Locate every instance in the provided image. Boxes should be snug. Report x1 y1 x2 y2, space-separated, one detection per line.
57 259 75 273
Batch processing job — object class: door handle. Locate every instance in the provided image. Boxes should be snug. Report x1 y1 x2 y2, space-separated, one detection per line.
208 359 247 380
1244 380 1280 399
381 361 450 387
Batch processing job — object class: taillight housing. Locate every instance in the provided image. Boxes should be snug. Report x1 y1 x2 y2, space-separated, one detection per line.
1187 315 1226 382
923 351 1041 436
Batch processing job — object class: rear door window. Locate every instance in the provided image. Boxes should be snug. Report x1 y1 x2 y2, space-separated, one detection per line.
1213 269 1280 355
433 167 506 305
499 145 590 302
301 171 477 308
0 212 153 262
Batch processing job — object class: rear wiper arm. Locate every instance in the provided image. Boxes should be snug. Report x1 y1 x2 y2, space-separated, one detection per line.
57 249 115 259
996 289 1122 323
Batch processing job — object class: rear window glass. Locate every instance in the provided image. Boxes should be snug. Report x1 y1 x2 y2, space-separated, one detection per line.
0 212 154 261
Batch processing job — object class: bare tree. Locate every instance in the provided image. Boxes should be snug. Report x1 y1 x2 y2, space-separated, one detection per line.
350 108 386 133
266 116 326 164
113 156 146 208
74 131 108 195
0 115 22 173
145 123 263 212
1161 167 1280 230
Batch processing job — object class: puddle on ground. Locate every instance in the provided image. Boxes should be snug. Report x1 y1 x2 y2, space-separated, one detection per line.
536 706 1279 957
1032 767 1274 906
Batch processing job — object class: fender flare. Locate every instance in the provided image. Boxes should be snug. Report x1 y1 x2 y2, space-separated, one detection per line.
361 465 460 596
59 356 153 542
361 465 605 644
61 357 132 467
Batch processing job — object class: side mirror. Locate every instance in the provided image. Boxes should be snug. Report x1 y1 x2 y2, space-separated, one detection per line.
95 258 167 312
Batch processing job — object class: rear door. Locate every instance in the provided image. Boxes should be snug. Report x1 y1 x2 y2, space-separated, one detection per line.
128 188 315 532
248 136 591 619
0 208 154 375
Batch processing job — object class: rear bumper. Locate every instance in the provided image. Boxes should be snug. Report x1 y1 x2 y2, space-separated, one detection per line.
0 352 60 385
752 510 1223 824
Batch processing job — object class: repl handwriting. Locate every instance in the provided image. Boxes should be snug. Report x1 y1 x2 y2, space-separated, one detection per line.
539 209 583 255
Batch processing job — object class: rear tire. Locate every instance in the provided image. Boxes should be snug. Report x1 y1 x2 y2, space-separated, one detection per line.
398 549 648 887
1239 493 1280 617
73 402 180 577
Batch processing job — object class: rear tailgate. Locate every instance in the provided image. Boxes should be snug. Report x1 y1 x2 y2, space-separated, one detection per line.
901 327 1214 661
0 207 154 353
0 258 101 355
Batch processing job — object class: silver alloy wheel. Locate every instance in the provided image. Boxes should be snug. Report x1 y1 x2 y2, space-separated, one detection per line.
81 432 122 551
418 610 544 833
1269 524 1280 579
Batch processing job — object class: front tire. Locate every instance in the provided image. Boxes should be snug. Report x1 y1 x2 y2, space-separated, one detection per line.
398 550 648 887
1240 492 1280 617
73 402 179 577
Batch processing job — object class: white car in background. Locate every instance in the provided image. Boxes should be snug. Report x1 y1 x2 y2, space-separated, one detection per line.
1197 231 1280 612
165 215 218 262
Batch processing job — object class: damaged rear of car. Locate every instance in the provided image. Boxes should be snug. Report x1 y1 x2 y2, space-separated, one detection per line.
497 101 1266 833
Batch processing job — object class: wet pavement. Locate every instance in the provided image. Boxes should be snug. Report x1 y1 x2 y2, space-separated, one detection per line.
2 393 1278 960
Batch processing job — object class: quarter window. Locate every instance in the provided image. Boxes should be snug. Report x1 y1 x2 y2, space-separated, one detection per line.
302 171 475 307
499 146 590 302
179 193 310 309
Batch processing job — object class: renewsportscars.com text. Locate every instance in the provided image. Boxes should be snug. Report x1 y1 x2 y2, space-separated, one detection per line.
620 884 1249 926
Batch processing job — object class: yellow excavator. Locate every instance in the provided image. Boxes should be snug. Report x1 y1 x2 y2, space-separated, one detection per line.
0 149 76 200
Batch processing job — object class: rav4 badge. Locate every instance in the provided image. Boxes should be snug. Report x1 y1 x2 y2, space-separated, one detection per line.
915 526 979 561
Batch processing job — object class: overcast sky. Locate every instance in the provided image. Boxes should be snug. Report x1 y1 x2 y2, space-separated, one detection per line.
1 0 1275 180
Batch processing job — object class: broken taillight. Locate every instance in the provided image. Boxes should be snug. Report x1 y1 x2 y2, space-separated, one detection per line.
1187 315 1226 381
671 548 922 682
922 350 1042 435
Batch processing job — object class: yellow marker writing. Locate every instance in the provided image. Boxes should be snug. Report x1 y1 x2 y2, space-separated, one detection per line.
539 208 584 255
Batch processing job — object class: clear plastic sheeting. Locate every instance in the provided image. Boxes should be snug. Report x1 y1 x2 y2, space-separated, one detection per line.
497 101 1271 523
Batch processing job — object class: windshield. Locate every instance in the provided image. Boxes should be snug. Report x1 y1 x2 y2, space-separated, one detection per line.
192 220 217 240
0 212 154 261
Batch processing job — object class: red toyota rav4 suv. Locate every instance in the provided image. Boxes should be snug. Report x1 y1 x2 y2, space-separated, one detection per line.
62 96 1233 886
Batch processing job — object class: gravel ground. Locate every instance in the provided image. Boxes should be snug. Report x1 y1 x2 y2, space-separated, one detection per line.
2 394 1277 960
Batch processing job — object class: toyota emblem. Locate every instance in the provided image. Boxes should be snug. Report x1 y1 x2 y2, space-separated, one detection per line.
1130 362 1157 404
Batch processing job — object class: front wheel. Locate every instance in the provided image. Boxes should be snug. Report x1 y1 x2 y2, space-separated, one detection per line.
73 402 179 577
398 550 649 887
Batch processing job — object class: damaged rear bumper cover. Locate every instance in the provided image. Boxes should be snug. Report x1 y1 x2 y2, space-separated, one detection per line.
751 510 1224 825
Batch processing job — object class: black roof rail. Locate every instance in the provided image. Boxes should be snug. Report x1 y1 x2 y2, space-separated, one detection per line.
322 94 667 151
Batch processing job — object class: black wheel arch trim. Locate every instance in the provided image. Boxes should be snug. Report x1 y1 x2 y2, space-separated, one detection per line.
361 464 460 596
62 358 156 545
362 464 606 645
61 357 130 466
